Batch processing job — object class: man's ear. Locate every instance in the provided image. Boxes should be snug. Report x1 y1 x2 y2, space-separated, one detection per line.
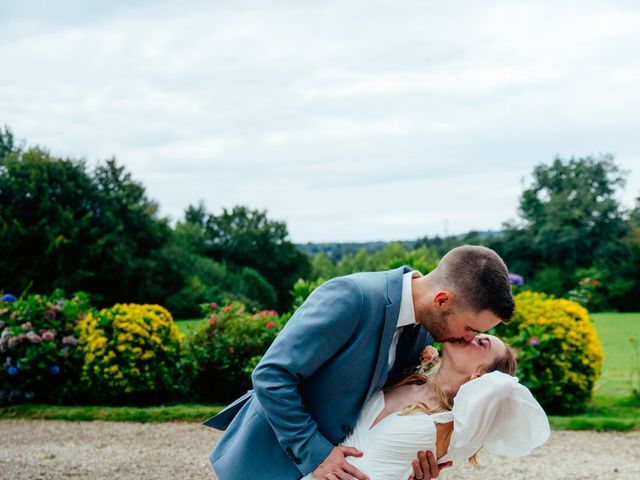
433 291 452 309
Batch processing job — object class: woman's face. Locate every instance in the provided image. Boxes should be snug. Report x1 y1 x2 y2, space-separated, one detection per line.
440 334 507 378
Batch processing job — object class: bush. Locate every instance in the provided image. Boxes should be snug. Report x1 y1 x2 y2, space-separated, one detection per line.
187 303 286 403
527 266 570 298
495 291 604 413
0 289 90 404
75 303 188 404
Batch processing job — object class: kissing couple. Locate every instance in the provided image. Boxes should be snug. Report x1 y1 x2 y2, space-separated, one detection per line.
204 245 550 480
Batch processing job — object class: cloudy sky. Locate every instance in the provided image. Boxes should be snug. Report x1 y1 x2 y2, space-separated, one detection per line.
2 0 639 242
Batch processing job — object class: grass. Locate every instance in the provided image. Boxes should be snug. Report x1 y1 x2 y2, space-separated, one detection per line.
0 403 223 423
2 313 639 429
546 312 640 431
590 312 640 398
176 318 205 336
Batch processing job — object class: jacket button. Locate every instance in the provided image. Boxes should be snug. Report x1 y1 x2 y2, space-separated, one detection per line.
342 426 352 434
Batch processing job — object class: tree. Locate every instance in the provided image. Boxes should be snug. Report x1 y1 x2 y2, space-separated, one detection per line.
491 154 633 308
180 204 310 312
310 252 336 281
0 125 17 161
0 146 98 297
518 154 628 271
0 133 172 306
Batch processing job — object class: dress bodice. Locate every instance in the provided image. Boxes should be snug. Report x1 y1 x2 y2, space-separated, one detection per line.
303 391 452 480
301 372 550 480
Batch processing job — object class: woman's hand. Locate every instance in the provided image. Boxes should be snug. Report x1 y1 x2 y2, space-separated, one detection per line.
409 450 452 480
311 446 369 480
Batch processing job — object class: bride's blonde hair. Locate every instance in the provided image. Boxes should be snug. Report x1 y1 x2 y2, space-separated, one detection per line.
385 342 517 465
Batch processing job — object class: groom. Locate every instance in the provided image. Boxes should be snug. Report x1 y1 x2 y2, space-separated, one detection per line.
204 245 515 480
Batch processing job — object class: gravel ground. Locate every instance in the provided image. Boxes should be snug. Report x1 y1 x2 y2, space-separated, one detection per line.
1 419 639 480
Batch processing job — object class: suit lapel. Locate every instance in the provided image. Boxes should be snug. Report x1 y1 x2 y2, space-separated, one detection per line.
364 266 411 402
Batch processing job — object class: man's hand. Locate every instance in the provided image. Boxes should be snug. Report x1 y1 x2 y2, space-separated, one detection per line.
408 450 452 480
311 446 369 480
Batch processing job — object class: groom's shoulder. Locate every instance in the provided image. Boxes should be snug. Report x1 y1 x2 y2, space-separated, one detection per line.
337 266 403 292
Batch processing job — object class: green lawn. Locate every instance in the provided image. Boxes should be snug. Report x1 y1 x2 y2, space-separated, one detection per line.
591 312 640 398
2 313 640 429
546 312 640 431
0 402 223 423
176 318 205 336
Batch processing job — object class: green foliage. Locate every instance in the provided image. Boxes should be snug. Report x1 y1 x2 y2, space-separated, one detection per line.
316 242 439 277
495 291 604 413
290 277 326 311
0 132 172 307
177 203 310 312
0 290 90 404
75 304 188 404
0 125 18 160
485 154 635 311
631 336 640 400
310 252 336 281
613 221 640 311
527 266 570 298
186 303 286 403
518 154 627 270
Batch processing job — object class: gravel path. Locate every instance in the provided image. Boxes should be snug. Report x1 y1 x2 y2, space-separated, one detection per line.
1 419 638 480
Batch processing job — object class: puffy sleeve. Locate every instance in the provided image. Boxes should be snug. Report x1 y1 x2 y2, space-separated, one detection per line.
438 371 550 464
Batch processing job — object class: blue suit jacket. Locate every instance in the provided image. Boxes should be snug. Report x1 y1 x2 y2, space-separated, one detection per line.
203 266 433 480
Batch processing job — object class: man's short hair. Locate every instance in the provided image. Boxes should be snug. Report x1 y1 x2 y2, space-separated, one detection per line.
435 245 515 322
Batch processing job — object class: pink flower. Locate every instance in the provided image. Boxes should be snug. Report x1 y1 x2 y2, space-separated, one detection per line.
266 321 275 329
421 346 439 363
224 306 231 313
210 303 217 310
527 336 540 346
27 333 42 344
42 330 56 341
208 314 216 326
227 347 234 353
270 310 277 315
21 322 32 331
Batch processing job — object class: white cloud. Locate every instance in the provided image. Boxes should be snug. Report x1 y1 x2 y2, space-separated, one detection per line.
1 0 639 242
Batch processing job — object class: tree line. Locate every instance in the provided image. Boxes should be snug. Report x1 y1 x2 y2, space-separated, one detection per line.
306 155 639 311
2 125 639 314
0 126 309 318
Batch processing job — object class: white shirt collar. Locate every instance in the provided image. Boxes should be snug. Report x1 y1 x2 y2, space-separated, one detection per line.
397 270 420 328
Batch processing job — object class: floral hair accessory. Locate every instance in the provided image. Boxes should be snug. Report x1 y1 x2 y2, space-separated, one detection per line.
418 345 439 374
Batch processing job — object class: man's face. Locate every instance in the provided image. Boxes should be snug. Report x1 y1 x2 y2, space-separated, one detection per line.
425 306 501 343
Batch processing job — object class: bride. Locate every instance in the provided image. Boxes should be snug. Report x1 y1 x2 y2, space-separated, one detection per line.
304 334 549 480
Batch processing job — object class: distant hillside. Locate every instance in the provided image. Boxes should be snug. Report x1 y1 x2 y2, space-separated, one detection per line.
296 230 503 261
296 241 416 261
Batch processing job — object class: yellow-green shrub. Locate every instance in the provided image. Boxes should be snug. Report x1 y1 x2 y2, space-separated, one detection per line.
75 304 185 403
494 291 604 413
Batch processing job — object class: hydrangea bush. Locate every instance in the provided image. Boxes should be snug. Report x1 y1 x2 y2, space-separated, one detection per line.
187 302 287 403
75 303 188 404
494 290 604 413
0 289 89 404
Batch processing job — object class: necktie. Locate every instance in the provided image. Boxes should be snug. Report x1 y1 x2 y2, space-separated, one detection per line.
387 323 419 385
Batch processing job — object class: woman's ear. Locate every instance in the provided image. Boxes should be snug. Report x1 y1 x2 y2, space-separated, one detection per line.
470 368 486 381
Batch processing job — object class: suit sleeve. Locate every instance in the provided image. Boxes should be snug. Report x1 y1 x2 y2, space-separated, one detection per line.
251 276 364 476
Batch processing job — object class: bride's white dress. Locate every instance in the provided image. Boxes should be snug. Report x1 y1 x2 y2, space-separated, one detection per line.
302 372 551 480
303 390 453 480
